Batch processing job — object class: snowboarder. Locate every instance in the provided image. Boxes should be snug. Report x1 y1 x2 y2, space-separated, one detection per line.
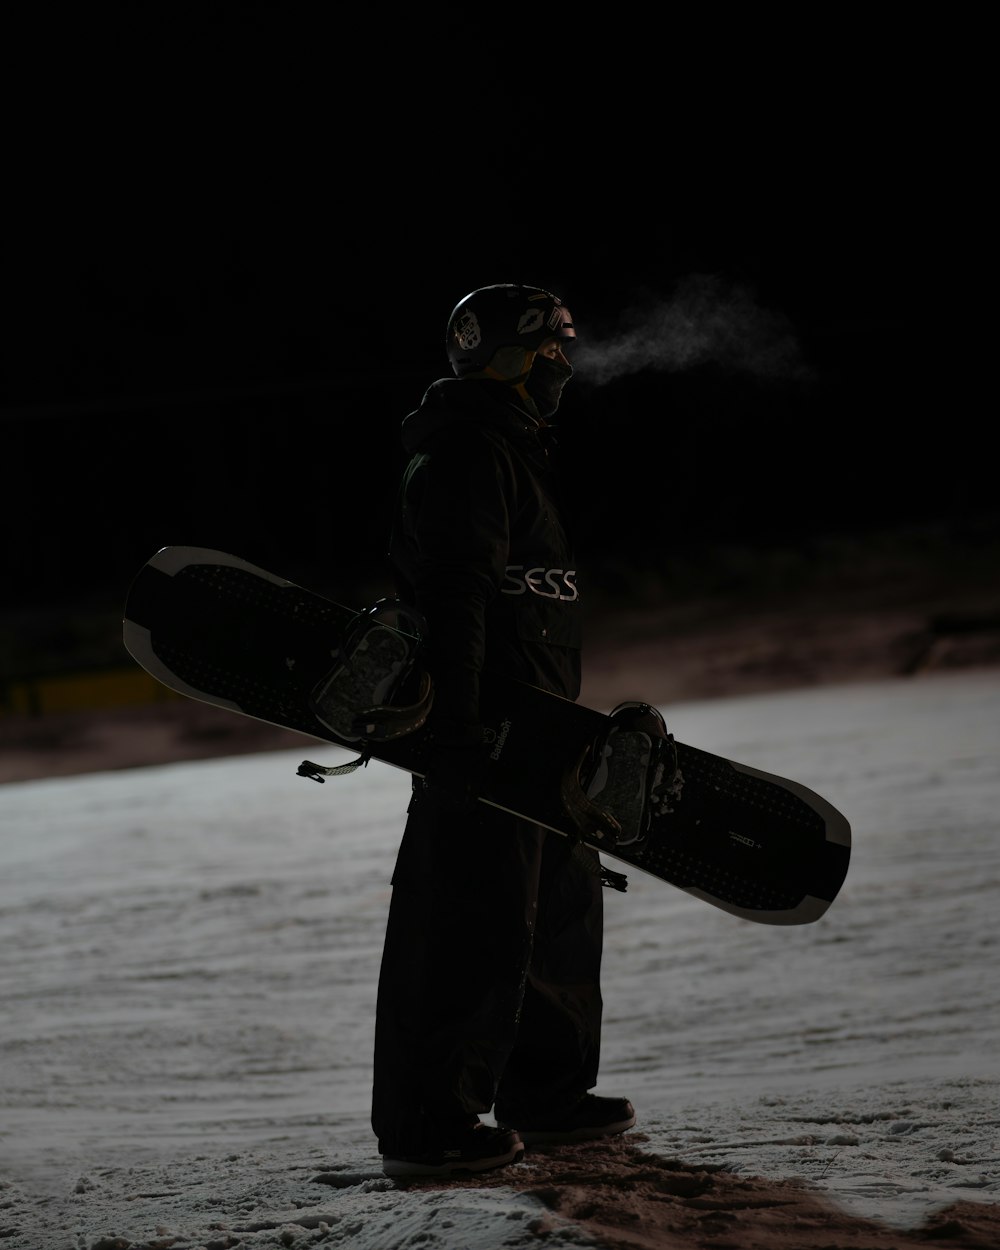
372 284 635 1177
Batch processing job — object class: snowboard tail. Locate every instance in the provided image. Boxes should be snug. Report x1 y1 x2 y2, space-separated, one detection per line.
123 547 851 925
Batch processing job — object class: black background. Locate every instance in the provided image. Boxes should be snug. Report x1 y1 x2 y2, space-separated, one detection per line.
2 11 986 645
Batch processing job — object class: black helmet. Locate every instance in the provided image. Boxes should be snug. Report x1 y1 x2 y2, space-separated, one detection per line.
446 284 575 380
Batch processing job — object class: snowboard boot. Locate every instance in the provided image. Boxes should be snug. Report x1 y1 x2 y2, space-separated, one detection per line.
381 1121 525 1178
585 702 681 846
496 1094 636 1146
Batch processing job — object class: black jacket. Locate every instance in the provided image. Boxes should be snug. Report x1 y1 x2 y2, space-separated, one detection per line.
389 377 582 735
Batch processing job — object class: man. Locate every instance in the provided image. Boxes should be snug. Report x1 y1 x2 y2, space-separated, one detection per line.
372 284 635 1178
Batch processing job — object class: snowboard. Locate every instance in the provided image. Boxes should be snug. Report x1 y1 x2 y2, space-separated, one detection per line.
122 546 851 925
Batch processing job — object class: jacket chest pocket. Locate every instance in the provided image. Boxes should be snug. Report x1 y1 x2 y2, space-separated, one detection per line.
512 592 582 651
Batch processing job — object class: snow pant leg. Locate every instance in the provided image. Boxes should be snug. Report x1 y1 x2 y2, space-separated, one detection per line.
371 789 545 1153
493 838 605 1119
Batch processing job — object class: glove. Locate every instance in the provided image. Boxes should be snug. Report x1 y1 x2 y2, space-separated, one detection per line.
420 722 485 815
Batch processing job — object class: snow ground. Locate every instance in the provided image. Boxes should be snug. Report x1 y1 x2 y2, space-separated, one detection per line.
1 668 998 1249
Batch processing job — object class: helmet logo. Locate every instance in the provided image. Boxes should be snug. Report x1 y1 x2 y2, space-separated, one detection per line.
454 311 482 352
516 310 545 335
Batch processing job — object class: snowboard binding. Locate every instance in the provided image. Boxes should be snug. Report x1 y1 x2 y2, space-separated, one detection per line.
562 702 682 850
307 598 433 744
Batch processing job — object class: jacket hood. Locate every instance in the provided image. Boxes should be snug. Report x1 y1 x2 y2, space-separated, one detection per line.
401 377 544 455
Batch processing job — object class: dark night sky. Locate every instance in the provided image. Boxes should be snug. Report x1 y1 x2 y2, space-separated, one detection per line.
3 12 982 619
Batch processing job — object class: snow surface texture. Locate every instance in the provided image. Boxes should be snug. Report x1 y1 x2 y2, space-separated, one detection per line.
1 669 998 1249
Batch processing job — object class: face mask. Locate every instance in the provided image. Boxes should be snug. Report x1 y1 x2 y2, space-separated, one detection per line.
525 355 574 417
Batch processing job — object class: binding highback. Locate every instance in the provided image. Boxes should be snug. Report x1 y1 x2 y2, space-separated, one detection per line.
308 598 433 744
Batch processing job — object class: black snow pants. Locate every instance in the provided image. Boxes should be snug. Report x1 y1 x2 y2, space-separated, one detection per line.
371 784 605 1154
